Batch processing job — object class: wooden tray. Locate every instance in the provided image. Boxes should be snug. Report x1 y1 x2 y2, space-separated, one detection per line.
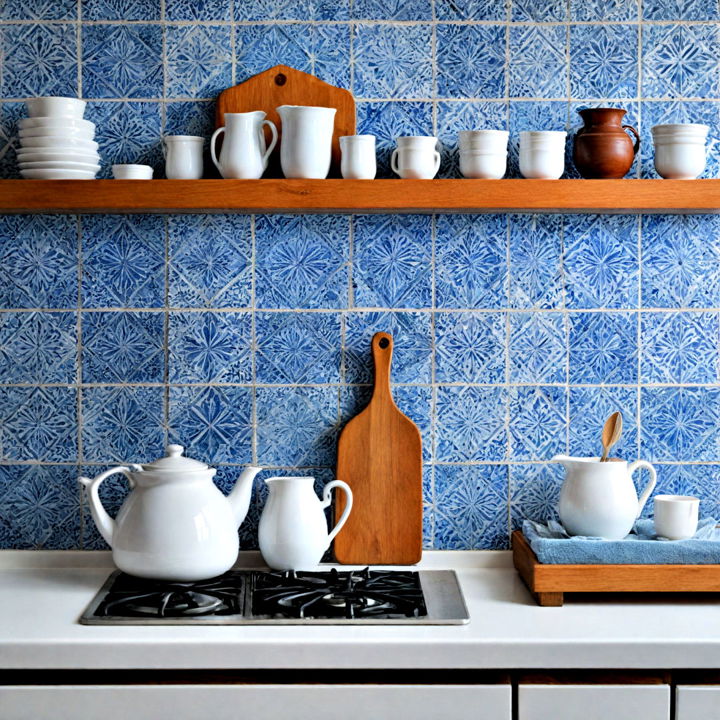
512 530 720 606
215 65 356 178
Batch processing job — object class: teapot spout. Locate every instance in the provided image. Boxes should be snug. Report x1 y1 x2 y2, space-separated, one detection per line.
228 466 262 528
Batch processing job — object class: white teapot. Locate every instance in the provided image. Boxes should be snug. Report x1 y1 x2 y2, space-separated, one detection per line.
79 445 261 581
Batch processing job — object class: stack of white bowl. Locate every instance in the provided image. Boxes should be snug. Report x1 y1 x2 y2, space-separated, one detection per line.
17 97 100 179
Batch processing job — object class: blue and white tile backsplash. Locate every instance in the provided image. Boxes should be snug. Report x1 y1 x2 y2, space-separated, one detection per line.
1 0 720 551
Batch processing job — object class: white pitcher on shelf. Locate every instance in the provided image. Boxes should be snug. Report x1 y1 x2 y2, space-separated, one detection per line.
277 105 336 179
210 111 278 179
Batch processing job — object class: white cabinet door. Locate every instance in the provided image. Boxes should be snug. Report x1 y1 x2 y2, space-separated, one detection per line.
0 684 511 720
676 686 720 719
518 684 670 720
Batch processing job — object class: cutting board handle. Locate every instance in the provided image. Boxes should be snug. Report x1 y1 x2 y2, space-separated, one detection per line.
371 332 393 401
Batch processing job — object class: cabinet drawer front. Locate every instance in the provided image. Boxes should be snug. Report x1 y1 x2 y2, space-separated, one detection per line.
676 686 720 718
0 684 511 720
519 684 670 720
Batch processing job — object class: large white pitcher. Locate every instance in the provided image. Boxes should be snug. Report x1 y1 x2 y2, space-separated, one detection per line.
277 105 336 179
552 455 657 539
210 111 278 179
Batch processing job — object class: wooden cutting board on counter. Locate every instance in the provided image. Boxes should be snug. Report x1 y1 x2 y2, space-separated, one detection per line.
215 65 356 178
335 332 423 565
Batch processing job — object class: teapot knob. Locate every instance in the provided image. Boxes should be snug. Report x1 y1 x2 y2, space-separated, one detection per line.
167 444 184 457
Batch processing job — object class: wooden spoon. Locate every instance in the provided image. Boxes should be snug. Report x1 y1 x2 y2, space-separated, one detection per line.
600 411 623 462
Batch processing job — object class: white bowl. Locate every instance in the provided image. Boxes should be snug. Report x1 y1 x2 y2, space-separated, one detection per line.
18 160 101 171
20 168 97 179
19 126 95 140
25 97 86 119
19 136 98 150
16 150 100 164
19 117 95 133
112 163 154 179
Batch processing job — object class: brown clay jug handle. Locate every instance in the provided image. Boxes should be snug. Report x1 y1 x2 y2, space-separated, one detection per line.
622 124 640 155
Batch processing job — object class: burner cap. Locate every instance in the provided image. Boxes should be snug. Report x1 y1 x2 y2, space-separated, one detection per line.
125 591 227 617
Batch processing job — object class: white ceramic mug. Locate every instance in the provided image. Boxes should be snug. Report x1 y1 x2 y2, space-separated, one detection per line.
391 136 441 179
652 123 709 179
164 135 204 180
459 129 509 179
654 495 700 540
340 134 376 179
277 105 336 179
519 130 567 179
112 164 153 179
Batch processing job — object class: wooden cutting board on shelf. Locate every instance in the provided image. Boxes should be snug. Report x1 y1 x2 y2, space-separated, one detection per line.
334 332 423 565
215 65 356 178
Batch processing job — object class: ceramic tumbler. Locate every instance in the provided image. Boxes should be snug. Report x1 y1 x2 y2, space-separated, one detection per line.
519 131 567 179
654 495 700 540
340 135 376 179
652 123 709 179
458 129 508 179
164 135 204 180
391 136 441 179
277 105 336 179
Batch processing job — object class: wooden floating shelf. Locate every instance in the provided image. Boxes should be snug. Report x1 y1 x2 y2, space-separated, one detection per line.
1 179 720 215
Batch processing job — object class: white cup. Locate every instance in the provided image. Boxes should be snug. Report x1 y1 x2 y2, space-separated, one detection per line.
25 96 86 119
112 163 154 180
519 130 567 179
391 136 441 179
339 135 376 179
652 123 709 179
459 130 509 179
654 494 700 540
164 135 204 180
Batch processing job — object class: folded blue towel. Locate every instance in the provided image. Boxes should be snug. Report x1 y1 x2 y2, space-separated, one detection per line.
523 518 720 564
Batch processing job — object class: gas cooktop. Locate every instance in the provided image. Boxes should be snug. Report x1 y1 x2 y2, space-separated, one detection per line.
80 568 469 625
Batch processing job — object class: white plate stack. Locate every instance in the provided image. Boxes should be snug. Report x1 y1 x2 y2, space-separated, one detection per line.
17 97 100 179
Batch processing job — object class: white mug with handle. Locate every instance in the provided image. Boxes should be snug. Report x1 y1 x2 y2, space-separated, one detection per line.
391 136 441 179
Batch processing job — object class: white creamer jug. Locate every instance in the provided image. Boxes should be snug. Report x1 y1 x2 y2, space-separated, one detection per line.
211 111 278 179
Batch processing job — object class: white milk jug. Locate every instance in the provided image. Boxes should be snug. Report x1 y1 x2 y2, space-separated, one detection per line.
211 111 278 179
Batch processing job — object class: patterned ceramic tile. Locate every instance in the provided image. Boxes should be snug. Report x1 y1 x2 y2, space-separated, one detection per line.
0 102 24 180
166 25 233 99
570 0 638 20
435 386 507 462
82 312 164 384
168 215 251 309
305 24 352 89
508 26 567 99
0 387 77 462
569 387 638 458
168 386 252 464
508 101 568 177
82 215 165 309
435 0 507 19
0 312 76 384
0 465 81 549
564 214 639 309
2 24 78 98
344 311 432 384
436 101 508 178
510 463 563 529
164 101 215 173
423 502 433 549
641 312 720 384
82 0 159 19
435 312 505 384
82 25 162 99
642 24 720 99
352 215 432 308
0 215 78 309
569 312 638 384
86 102 163 177
351 0 431 19
236 0 349 20
165 0 232 20
436 25 506 99
570 24 638 99
434 464 509 550
2 0 77 19
512 0 567 20
641 387 720 461
255 215 349 310
509 386 567 460
509 214 563 309
82 386 164 463
435 214 508 308
169 311 252 384
643 0 720 21
356 101 433 177
255 312 341 384
642 215 720 308
638 464 720 520
509 312 567 384
353 24 433 99
256 386 338 466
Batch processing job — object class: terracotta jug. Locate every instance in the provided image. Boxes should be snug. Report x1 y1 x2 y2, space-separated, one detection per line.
573 108 640 179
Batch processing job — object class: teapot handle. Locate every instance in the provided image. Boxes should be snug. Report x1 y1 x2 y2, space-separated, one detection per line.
628 460 657 517
210 126 225 175
323 480 353 545
78 467 133 546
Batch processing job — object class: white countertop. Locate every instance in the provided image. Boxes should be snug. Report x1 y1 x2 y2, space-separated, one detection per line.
1 550 719 670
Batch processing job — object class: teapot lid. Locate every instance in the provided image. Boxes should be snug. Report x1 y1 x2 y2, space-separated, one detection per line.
141 444 210 472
